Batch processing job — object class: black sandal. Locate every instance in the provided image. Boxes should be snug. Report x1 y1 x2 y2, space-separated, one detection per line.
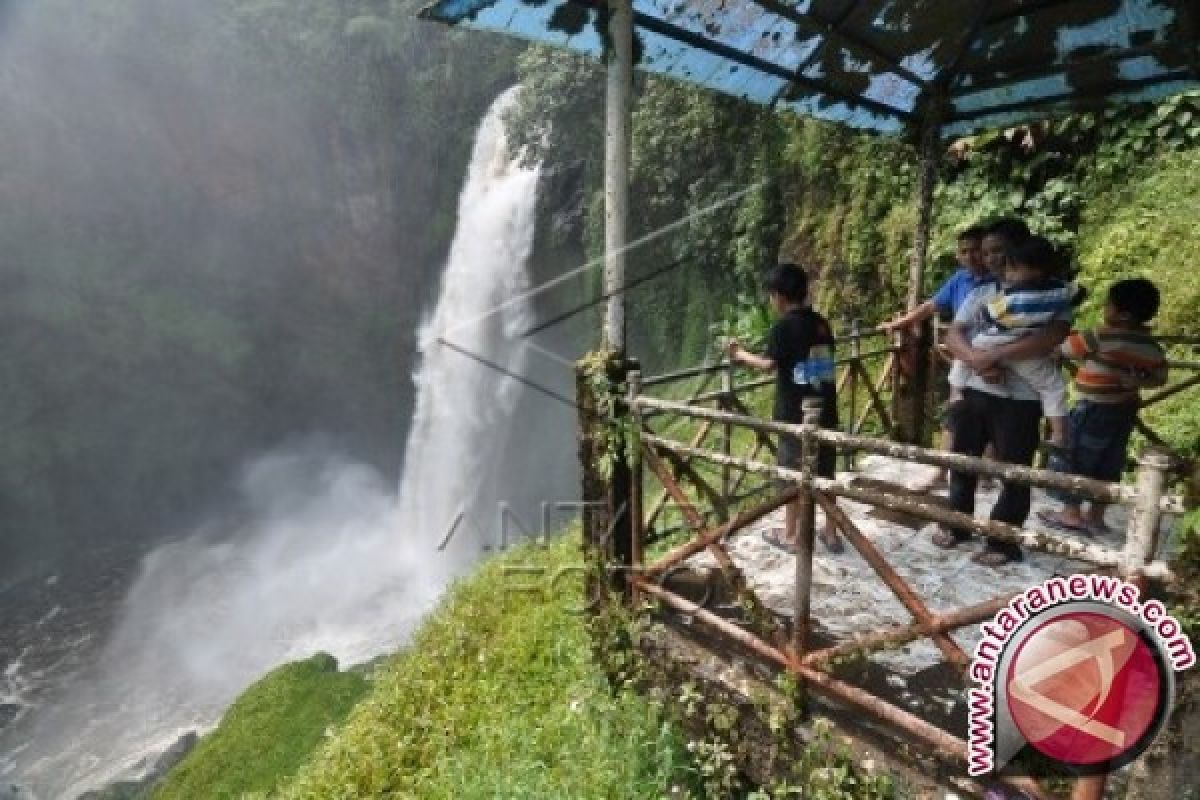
762 528 798 555
971 549 1021 567
819 528 845 554
931 529 961 549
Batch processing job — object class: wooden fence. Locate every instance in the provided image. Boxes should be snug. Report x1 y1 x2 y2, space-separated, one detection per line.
579 328 1197 799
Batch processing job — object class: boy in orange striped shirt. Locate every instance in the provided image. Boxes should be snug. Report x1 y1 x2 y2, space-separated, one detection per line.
1038 278 1168 536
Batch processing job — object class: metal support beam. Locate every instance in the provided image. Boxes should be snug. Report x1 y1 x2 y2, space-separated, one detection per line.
604 0 633 352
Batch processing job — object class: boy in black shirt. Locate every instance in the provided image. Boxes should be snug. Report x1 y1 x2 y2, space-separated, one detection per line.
727 263 842 554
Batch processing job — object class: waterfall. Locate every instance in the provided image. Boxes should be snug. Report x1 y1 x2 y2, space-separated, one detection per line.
397 86 542 565
3 88 564 799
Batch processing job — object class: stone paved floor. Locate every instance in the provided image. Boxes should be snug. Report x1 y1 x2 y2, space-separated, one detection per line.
687 454 1175 679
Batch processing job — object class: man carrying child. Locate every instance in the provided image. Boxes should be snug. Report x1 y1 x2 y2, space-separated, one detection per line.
938 228 1073 567
947 235 1085 454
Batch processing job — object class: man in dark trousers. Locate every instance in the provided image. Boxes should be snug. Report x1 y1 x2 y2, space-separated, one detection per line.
936 219 1070 567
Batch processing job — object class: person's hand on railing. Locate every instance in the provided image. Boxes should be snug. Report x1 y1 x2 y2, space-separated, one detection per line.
724 337 743 363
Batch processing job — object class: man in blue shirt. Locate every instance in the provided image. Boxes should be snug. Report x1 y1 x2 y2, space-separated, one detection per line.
882 225 990 332
882 225 991 490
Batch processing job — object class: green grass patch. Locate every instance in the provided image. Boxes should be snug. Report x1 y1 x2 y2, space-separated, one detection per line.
154 653 369 800
273 530 699 800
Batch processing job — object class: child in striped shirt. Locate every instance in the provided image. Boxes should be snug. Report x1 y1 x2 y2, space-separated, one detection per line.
1038 278 1168 536
948 236 1084 449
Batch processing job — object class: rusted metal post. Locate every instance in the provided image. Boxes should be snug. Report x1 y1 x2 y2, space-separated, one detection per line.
896 116 938 445
610 357 637 598
907 117 938 311
894 318 932 445
791 398 823 662
1123 447 1172 578
888 329 902 435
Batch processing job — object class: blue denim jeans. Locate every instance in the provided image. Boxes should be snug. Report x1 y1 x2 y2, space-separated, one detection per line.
1047 400 1139 506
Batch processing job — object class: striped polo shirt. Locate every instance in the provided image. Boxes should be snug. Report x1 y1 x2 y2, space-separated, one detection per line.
1061 326 1168 404
983 279 1084 334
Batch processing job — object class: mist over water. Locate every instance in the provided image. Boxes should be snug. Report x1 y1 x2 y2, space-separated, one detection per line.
2 89 578 798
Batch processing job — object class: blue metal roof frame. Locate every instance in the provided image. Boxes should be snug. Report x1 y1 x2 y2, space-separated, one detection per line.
420 0 1200 138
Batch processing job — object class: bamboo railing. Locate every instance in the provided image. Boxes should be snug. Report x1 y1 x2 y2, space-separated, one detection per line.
589 354 1192 800
580 321 1199 798
931 321 1200 460
639 322 899 542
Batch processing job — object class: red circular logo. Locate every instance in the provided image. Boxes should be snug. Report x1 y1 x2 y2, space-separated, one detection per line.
1005 611 1165 767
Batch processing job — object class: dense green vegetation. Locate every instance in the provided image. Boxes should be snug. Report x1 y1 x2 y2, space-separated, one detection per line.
6 0 1199 795
152 654 369 800
155 530 896 799
514 57 1200 452
268 532 702 799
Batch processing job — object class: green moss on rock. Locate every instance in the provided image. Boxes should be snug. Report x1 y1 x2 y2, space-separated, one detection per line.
153 653 368 800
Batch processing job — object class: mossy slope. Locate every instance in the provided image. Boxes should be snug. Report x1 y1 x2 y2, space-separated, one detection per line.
154 531 696 799
275 531 695 799
152 654 369 800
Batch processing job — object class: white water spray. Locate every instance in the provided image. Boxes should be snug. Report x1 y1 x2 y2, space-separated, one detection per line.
3 88 561 799
397 86 542 562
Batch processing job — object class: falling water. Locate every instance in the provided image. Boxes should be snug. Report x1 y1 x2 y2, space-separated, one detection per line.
396 86 543 563
2 88 562 799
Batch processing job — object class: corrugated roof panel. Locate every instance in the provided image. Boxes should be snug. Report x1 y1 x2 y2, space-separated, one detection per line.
942 78 1197 138
840 0 979 76
419 0 1200 138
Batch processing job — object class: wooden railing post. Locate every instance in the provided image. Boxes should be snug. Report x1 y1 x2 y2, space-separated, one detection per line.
889 328 902 434
627 369 644 604
791 397 824 663
1071 442 1168 800
895 318 932 445
720 359 735 516
846 319 860 468
1123 447 1172 578
576 352 638 603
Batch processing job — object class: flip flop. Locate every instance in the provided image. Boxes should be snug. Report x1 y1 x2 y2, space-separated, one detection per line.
762 528 798 555
971 549 1022 567
818 528 845 554
931 529 961 549
1036 510 1092 536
